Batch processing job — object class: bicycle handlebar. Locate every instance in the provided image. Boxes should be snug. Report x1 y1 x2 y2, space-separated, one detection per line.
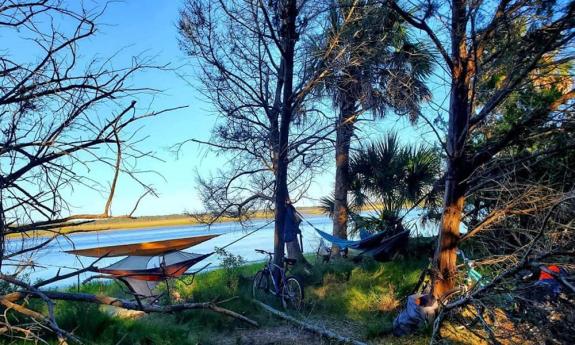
255 249 273 256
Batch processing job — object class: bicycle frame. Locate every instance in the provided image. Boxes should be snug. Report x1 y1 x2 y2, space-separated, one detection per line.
261 254 288 295
457 249 486 288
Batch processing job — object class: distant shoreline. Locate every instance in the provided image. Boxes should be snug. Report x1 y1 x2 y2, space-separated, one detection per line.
8 206 328 239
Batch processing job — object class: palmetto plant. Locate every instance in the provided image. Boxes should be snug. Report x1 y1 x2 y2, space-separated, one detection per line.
321 133 441 235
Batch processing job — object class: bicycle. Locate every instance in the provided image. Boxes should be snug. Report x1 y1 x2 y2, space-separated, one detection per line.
439 249 496 329
413 249 495 329
252 249 304 310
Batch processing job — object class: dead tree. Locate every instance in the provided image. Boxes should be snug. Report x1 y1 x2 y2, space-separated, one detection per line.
0 2 253 343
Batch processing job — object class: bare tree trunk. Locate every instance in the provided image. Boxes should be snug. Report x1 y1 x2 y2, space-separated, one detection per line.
273 0 298 268
332 95 356 256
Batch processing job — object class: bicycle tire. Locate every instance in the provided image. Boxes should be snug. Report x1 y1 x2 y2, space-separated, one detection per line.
281 275 304 311
253 270 271 302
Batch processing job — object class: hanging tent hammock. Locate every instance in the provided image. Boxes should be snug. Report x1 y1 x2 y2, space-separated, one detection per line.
66 235 219 298
67 221 274 300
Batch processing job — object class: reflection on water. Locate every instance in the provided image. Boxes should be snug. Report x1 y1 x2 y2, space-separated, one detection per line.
5 213 437 288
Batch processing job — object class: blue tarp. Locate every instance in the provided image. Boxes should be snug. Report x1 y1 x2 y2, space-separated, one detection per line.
315 229 362 250
315 228 410 261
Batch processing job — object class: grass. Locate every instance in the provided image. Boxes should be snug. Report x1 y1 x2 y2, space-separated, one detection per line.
4 245 439 345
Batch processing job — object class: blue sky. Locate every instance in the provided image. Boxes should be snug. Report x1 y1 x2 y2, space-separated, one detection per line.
5 0 445 217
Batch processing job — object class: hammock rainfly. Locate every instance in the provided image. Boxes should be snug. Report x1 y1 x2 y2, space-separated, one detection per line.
315 228 409 261
66 235 219 297
66 235 218 257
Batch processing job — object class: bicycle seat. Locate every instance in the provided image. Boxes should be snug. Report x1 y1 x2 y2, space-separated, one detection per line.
284 258 297 266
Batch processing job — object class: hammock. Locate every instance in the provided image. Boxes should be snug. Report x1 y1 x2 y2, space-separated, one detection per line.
70 222 274 299
98 251 213 281
362 230 410 261
70 235 220 298
93 252 214 297
315 228 410 261
314 228 394 250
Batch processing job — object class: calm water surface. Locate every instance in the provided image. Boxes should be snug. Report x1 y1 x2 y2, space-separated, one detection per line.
5 213 437 287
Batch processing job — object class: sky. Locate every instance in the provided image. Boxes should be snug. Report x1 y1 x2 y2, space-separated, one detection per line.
3 0 446 217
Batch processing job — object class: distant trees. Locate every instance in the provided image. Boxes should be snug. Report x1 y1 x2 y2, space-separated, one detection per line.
313 0 433 254
178 0 335 265
388 0 575 296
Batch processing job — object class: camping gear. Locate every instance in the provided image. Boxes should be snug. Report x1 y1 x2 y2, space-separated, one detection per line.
316 238 331 262
534 265 565 298
368 230 410 261
284 204 302 243
66 235 219 257
69 235 220 299
393 293 438 336
99 252 213 297
70 221 275 301
315 228 409 261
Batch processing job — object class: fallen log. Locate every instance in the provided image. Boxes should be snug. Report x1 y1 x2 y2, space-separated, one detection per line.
253 300 367 345
5 290 259 327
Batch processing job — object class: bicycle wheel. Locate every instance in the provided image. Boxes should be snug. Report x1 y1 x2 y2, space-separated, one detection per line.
282 276 304 311
253 270 271 302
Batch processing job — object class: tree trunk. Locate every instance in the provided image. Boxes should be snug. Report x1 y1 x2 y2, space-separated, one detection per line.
432 0 470 298
273 0 298 268
331 94 356 256
433 158 467 297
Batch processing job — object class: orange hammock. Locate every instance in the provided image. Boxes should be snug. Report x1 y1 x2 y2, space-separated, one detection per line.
65 234 219 257
69 235 220 298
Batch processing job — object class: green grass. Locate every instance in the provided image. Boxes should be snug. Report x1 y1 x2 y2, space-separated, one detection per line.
3 246 436 344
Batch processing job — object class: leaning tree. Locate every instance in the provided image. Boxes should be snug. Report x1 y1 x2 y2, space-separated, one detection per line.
388 0 575 296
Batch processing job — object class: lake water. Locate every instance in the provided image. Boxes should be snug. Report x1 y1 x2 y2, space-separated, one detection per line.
5 213 437 288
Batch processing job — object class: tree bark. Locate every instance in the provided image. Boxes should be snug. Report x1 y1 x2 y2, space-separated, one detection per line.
432 0 470 298
273 0 298 268
331 94 357 256
433 158 468 296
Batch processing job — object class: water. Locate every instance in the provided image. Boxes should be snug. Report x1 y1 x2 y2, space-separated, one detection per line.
5 213 437 288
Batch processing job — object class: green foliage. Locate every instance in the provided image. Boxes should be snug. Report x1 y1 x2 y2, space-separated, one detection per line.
214 247 246 293
305 255 427 339
314 0 433 120
347 132 441 234
10 252 439 344
53 302 202 345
